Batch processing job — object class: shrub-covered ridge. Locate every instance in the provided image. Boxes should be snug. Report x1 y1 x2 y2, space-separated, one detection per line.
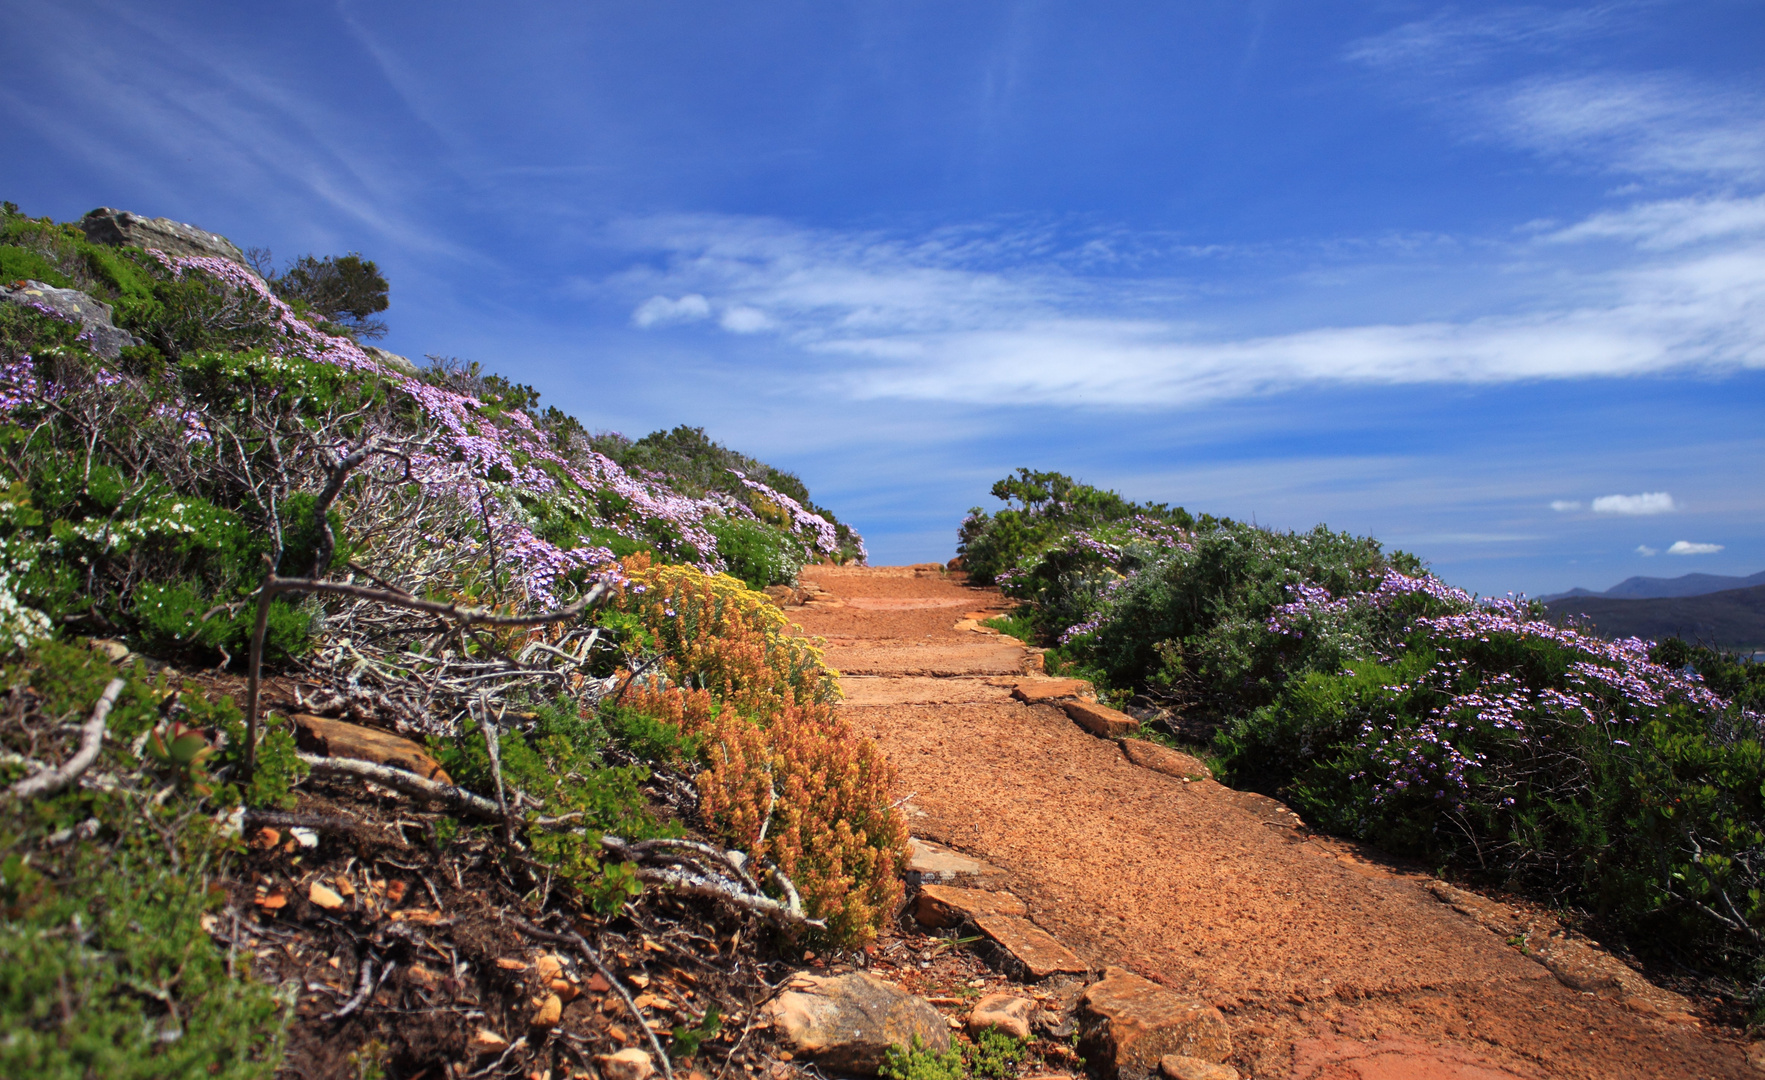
0 201 899 1078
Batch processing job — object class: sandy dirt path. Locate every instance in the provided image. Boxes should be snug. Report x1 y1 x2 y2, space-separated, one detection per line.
795 564 1755 1080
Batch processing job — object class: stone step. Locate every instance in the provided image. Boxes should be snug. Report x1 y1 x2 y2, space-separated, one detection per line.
913 884 1028 928
972 914 1090 981
906 838 999 884
1010 678 1095 704
1078 967 1232 1080
1062 699 1140 738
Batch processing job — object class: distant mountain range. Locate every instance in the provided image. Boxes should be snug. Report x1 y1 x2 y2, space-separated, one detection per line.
1538 570 1765 603
1544 583 1765 652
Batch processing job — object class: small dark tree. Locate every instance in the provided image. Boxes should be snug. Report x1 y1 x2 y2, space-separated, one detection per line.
270 252 390 339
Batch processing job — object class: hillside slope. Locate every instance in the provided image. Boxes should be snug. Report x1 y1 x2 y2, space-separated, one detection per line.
1541 569 1765 602
0 201 906 1080
1546 583 1765 651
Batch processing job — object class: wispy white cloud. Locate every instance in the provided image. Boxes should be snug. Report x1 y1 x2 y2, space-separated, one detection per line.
604 208 1765 407
1542 195 1765 250
1550 499 1583 511
1635 544 1659 556
1485 73 1765 181
1667 540 1723 555
719 305 773 333
1592 492 1675 514
1345 5 1622 70
631 294 711 327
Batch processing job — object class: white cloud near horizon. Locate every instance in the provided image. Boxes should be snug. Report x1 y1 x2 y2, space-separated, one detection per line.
1635 544 1659 556
1550 499 1583 511
1592 492 1676 515
1668 540 1724 555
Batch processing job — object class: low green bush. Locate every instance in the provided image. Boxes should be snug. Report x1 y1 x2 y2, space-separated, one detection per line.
709 514 807 588
0 640 293 1079
432 695 680 912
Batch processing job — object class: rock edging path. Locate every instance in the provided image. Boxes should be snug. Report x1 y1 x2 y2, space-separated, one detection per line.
792 564 1757 1080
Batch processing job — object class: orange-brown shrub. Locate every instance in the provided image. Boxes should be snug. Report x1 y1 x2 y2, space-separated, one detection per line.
615 556 906 945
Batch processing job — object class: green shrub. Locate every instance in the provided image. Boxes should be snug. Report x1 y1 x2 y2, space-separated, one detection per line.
709 514 807 589
431 697 679 911
268 253 389 340
0 843 290 1079
0 640 291 1078
880 1037 966 1080
0 244 73 289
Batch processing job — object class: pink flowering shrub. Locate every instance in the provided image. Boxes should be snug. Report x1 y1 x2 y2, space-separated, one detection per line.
1225 572 1765 995
974 466 1765 991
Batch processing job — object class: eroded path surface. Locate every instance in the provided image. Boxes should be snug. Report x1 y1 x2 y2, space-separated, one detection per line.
795 565 1754 1080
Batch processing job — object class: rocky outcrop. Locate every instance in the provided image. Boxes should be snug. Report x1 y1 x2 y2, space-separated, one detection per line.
0 280 139 360
79 207 254 271
290 713 452 782
1078 967 1231 1080
361 345 419 375
764 971 949 1074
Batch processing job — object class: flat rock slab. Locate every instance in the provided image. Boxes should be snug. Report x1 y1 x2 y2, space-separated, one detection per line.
915 884 1028 928
1119 740 1211 781
825 640 1028 676
973 914 1090 981
841 676 1018 706
907 838 996 883
1011 678 1095 704
1079 967 1231 1080
290 713 452 782
765 971 949 1075
1063 700 1140 738
843 597 976 610
1290 1035 1538 1080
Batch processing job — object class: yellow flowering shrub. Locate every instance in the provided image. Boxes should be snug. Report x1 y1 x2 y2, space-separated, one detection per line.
616 556 906 945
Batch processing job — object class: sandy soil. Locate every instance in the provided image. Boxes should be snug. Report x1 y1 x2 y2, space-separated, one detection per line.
796 564 1757 1080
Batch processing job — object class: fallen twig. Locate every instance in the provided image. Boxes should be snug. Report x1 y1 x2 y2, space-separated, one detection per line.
327 954 379 1021
298 754 504 819
8 678 125 800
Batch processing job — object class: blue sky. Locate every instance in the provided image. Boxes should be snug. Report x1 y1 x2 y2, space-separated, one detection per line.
3 0 1762 595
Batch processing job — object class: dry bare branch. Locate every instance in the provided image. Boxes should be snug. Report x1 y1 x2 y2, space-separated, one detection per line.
7 678 124 800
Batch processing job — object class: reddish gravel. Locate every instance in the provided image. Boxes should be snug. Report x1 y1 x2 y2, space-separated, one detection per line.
794 565 1757 1080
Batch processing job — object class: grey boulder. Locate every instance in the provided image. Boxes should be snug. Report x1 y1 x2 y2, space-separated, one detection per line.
79 207 255 273
0 280 139 360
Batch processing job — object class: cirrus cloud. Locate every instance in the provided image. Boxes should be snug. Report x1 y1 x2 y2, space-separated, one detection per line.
1591 492 1676 515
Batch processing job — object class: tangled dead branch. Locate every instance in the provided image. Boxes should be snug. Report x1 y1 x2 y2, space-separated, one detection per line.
298 752 824 930
6 677 124 800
